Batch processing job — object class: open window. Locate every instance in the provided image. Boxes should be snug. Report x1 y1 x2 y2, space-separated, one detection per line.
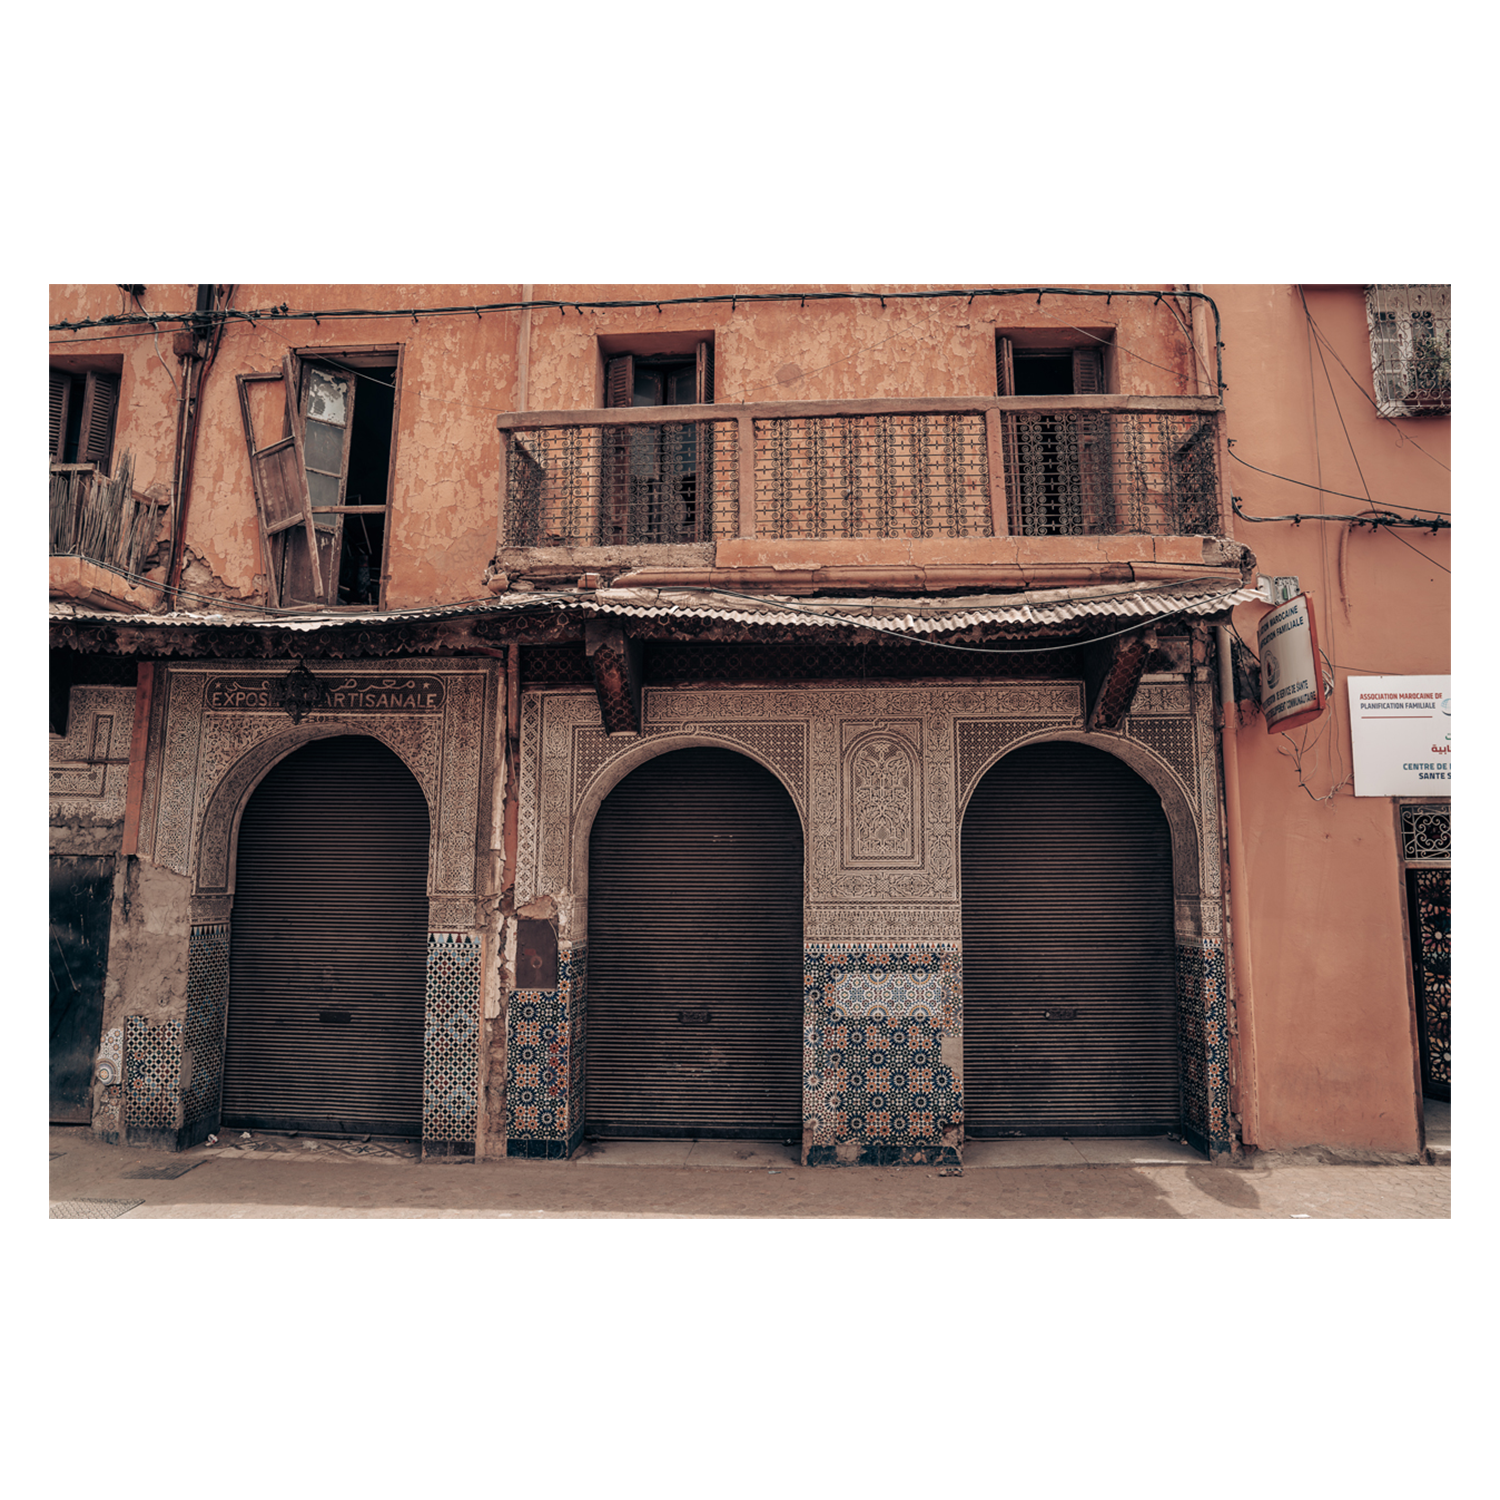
598 336 714 544
996 334 1113 535
50 363 121 474
237 347 399 608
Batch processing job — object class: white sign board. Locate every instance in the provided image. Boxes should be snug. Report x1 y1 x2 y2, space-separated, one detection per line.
1258 593 1325 732
1347 676 1451 796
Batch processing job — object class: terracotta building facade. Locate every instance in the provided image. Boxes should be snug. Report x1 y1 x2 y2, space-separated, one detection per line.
49 283 1448 1164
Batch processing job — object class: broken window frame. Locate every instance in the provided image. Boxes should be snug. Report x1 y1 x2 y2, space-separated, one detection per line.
237 344 403 609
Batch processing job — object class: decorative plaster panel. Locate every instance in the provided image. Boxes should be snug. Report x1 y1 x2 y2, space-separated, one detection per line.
50 686 135 820
144 662 492 910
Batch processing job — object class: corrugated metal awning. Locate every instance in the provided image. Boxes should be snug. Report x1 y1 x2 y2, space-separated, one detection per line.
50 576 1262 641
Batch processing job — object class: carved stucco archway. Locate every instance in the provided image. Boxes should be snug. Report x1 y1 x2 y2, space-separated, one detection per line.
565 731 809 931
955 724 1231 1157
193 721 439 908
957 726 1209 940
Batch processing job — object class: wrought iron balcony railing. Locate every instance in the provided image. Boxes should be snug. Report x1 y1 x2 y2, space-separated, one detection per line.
499 395 1225 549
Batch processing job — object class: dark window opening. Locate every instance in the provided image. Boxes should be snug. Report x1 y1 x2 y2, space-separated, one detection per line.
1010 352 1077 396
329 364 394 605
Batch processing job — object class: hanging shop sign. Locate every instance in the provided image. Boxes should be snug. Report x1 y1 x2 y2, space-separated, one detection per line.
1347 675 1451 796
204 673 446 714
1257 593 1326 733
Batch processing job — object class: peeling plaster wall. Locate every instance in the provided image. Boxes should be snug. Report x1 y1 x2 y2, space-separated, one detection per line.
521 283 1198 410
50 283 527 610
49 283 1204 612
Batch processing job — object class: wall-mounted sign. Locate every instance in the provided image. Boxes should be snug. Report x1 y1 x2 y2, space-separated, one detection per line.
1348 675 1451 796
1257 593 1326 733
204 674 446 713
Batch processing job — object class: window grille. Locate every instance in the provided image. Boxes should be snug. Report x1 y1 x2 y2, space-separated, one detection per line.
1366 285 1451 417
1400 802 1450 862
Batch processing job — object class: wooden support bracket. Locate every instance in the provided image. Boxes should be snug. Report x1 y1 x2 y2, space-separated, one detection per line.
1083 629 1155 732
585 619 643 736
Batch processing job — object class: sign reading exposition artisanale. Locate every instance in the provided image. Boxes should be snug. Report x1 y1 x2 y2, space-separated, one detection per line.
205 674 446 713
1347 675 1451 796
1257 593 1325 733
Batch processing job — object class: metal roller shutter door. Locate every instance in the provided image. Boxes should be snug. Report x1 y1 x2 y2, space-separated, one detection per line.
222 735 430 1137
961 741 1179 1135
586 747 804 1138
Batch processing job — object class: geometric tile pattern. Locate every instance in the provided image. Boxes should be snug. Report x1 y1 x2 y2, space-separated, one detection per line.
123 1017 184 1131
1176 938 1232 1156
423 933 483 1146
804 943 962 1163
183 924 230 1133
505 945 585 1157
96 1027 123 1087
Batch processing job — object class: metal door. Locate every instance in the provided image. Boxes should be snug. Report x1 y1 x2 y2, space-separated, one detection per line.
1406 867 1451 1101
222 735 430 1136
49 855 115 1122
586 747 804 1138
961 741 1179 1135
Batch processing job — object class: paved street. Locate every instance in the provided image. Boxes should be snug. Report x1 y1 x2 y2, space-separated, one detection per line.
48 1124 1450 1219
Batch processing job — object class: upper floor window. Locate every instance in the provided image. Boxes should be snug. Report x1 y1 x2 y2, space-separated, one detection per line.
603 337 714 407
238 346 400 609
50 365 120 474
1367 285 1450 417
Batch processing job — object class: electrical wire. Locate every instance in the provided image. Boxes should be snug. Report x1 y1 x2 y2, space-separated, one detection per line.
1226 445 1451 516
50 286 1228 392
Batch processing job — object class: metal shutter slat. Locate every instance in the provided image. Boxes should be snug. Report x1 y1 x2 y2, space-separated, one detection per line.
586 747 803 1138
222 736 430 1137
961 741 1180 1136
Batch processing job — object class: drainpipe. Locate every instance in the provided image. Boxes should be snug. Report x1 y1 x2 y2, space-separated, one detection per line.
165 284 221 604
1216 623 1261 1147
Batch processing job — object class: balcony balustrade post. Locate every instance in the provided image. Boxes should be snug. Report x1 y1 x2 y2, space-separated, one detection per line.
984 407 1009 537
738 413 756 539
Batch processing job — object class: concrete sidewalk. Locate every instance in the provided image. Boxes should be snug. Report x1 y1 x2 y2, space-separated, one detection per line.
48 1126 1450 1219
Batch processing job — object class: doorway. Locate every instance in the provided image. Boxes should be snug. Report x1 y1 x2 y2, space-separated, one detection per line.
222 735 430 1136
961 740 1179 1135
585 746 804 1138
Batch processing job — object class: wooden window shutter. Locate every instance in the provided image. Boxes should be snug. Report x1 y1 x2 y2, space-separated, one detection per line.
1072 346 1106 394
696 340 714 404
1073 345 1112 533
601 355 634 541
77 373 120 472
50 369 71 461
237 363 323 608
996 335 1016 397
995 337 1022 531
605 355 634 409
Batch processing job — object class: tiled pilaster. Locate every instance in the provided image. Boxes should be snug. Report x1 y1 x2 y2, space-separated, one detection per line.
803 942 963 1166
423 932 483 1153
